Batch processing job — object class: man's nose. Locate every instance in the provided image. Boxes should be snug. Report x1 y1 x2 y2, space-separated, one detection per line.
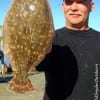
70 2 78 11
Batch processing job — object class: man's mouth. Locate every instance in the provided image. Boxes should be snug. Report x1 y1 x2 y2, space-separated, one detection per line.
70 13 81 16
69 13 82 17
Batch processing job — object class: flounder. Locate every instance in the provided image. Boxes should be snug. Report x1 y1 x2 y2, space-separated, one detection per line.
3 0 54 93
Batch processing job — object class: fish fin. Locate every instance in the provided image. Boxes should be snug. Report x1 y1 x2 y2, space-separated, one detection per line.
8 76 34 94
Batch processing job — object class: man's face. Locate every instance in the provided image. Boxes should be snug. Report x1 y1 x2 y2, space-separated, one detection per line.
62 0 94 28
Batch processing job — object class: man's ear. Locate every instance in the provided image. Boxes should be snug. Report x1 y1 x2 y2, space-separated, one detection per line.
62 2 65 12
89 2 95 12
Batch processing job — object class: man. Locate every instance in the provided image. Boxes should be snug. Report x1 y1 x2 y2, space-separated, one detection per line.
0 50 5 80
37 0 100 100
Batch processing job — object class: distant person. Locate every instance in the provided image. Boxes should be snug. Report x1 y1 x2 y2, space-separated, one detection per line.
0 50 12 75
0 50 4 65
36 0 100 100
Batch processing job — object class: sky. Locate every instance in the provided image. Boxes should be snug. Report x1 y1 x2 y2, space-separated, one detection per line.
0 0 100 66
0 0 100 31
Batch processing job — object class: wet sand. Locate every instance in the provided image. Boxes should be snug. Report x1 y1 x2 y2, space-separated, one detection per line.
0 72 45 100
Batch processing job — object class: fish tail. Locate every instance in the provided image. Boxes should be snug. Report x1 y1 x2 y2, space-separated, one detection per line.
8 76 34 94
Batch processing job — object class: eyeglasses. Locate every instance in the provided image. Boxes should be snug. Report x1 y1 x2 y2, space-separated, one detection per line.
63 0 92 3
